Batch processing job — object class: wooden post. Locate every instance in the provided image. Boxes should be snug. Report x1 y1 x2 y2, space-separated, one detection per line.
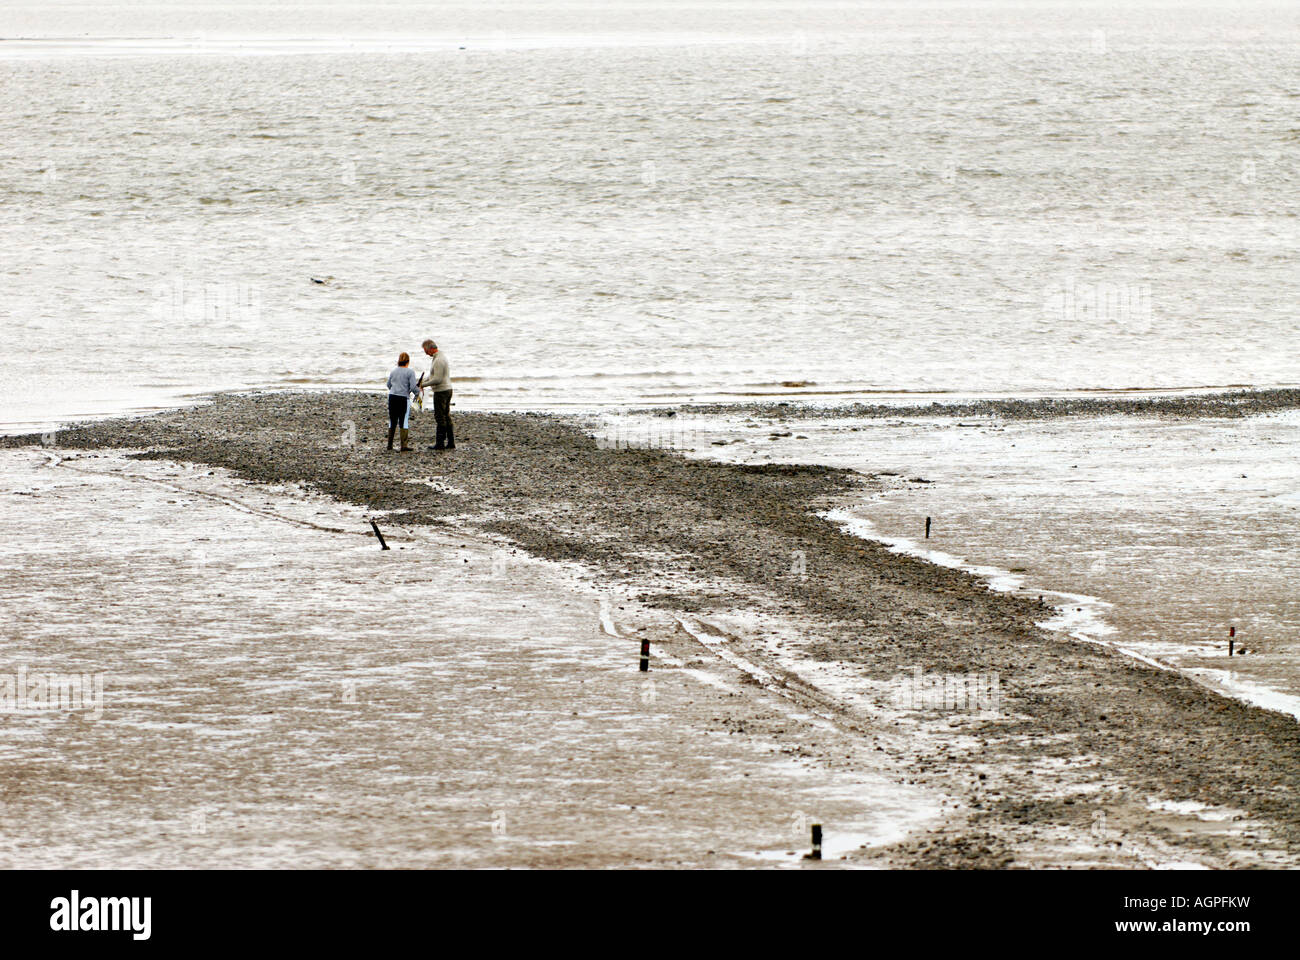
925 517 932 539
369 520 389 551
639 639 650 672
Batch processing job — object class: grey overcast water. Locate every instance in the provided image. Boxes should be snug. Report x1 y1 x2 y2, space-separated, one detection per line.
2 1 1298 428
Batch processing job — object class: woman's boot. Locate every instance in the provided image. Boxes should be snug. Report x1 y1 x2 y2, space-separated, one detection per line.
387 424 396 450
399 428 413 452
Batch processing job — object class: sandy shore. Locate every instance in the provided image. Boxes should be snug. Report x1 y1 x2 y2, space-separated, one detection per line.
6 389 1300 868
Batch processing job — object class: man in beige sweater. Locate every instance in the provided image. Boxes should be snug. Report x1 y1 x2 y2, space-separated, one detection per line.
418 339 454 450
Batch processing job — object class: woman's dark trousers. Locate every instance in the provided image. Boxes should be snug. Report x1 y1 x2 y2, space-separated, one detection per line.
387 394 408 450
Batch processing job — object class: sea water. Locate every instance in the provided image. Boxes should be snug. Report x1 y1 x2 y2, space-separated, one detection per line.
2 0 1299 430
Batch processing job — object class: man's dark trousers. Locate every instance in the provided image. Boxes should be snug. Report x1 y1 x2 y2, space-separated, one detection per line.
433 389 454 449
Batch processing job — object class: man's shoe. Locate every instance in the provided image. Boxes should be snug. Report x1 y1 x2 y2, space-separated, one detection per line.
445 444 456 450
430 445 445 451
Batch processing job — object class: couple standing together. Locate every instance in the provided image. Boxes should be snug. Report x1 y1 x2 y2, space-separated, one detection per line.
386 339 454 453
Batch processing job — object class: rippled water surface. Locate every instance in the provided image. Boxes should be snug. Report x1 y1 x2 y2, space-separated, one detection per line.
2 1 1299 429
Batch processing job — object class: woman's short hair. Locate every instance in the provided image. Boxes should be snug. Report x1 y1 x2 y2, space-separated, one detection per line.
398 352 410 366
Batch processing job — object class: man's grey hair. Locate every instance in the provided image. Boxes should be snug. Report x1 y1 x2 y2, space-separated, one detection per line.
423 339 437 350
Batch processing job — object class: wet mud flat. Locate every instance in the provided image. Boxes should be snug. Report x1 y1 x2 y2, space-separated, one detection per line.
8 389 1300 868
3 449 950 868
662 387 1300 422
